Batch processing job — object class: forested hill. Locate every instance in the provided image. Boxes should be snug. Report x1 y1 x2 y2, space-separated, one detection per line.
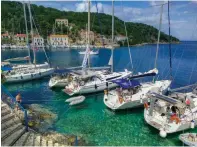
1 1 179 45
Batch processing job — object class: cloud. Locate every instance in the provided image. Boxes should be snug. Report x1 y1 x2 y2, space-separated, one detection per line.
32 1 197 40
63 7 69 12
75 1 87 12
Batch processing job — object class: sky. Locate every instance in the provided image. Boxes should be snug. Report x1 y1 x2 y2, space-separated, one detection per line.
31 0 197 41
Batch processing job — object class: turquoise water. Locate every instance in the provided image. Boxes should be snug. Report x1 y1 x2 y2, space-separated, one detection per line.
2 41 197 145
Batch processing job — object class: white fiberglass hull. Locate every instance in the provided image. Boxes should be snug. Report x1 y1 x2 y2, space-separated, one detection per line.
49 78 68 88
12 62 50 70
5 68 54 83
144 92 197 136
104 80 171 111
64 71 132 96
79 51 98 55
144 108 197 135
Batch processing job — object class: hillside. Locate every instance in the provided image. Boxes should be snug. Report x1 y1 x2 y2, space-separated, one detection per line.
1 1 179 45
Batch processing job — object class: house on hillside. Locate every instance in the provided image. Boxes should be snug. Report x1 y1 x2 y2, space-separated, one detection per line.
14 34 26 45
115 35 127 42
48 34 69 47
1 31 11 39
79 29 94 45
55 19 68 26
33 35 44 47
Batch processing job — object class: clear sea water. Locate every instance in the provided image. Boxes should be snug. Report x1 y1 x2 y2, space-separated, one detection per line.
2 41 197 146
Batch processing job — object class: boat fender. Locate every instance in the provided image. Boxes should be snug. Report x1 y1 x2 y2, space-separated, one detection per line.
39 72 41 76
31 74 33 78
104 89 108 95
21 76 23 79
144 102 149 110
95 84 97 89
159 128 167 138
191 120 195 129
140 97 143 103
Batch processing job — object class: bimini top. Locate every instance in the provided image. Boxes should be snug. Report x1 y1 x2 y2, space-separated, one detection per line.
112 79 141 89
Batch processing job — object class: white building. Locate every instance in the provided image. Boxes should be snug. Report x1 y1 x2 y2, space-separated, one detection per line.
55 19 68 26
48 35 68 47
115 35 127 42
33 35 44 47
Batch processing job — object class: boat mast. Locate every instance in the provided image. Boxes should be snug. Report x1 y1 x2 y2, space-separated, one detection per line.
153 4 163 82
168 0 172 80
88 0 91 68
23 2 31 64
111 0 114 73
28 2 36 64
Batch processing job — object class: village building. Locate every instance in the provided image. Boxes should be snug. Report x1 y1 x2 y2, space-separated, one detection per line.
1 31 11 39
14 34 27 45
33 35 44 47
79 29 95 45
115 35 127 42
48 35 68 46
55 19 68 26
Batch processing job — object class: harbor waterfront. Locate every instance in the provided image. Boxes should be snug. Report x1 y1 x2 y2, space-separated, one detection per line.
2 41 197 146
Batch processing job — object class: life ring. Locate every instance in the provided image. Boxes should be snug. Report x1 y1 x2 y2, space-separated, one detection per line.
170 115 181 124
144 102 149 110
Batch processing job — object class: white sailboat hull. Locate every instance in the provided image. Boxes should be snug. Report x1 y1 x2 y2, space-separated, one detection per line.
12 62 50 70
144 92 197 136
144 108 197 134
5 68 54 83
64 71 132 96
49 78 68 88
104 80 171 110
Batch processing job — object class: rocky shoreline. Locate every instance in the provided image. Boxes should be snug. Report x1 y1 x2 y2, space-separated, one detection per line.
25 104 87 146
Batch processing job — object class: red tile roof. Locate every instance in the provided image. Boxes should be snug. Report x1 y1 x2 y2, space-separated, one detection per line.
1 33 9 36
15 34 26 37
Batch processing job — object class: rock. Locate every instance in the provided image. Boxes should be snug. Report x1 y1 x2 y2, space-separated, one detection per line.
42 131 87 146
26 104 58 132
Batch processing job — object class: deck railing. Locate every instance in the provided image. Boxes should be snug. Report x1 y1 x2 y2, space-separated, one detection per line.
1 85 28 131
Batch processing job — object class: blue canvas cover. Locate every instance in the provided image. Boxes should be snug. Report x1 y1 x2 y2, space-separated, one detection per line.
112 79 141 89
1 66 12 71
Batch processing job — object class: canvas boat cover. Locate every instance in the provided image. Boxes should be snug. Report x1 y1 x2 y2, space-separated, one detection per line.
112 79 141 89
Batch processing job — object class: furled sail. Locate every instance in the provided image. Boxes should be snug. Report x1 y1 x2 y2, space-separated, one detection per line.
82 46 90 69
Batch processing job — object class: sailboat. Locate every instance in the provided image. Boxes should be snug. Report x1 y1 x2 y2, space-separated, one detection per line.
3 2 50 70
144 2 197 138
49 1 111 88
144 85 197 138
3 2 54 83
63 0 132 96
103 2 171 111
